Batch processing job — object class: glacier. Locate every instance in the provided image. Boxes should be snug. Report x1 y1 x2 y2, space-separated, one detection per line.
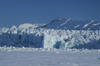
0 27 100 49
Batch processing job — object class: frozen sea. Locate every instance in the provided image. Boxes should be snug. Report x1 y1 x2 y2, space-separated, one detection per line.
0 47 100 66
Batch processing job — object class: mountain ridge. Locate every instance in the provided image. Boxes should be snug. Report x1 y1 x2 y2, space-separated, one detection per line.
1 17 100 30
40 17 100 30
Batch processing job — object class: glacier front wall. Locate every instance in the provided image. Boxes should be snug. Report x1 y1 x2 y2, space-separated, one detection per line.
43 35 63 48
43 30 100 49
0 28 100 49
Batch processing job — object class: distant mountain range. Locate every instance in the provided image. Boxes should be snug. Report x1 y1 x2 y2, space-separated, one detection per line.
18 23 45 29
7 17 100 30
40 17 100 30
10 23 45 29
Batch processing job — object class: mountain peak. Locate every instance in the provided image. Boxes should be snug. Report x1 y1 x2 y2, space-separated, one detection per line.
11 25 17 29
18 23 35 28
51 17 70 22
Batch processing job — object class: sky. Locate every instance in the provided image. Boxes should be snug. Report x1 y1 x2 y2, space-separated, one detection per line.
0 0 100 28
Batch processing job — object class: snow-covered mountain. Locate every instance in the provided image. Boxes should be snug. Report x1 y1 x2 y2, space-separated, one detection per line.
8 23 45 29
18 23 45 29
8 17 100 30
40 17 100 30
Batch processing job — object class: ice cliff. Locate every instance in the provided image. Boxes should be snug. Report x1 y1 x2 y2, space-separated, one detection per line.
0 27 100 49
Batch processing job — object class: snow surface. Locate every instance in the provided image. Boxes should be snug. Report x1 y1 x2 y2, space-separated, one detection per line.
41 17 100 30
11 25 17 29
0 47 100 66
18 23 45 29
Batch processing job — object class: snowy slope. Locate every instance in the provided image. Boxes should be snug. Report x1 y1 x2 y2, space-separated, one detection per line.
41 17 100 30
11 25 17 29
18 23 45 28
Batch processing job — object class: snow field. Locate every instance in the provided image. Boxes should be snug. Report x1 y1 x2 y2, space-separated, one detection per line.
0 47 100 66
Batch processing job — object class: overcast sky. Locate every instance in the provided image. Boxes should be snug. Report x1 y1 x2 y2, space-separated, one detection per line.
0 0 100 28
